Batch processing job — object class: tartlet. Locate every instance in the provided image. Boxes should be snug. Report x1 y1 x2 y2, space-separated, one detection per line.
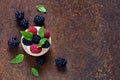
21 26 51 56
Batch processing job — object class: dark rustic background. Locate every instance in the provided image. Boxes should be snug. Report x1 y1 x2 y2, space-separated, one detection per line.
0 0 120 80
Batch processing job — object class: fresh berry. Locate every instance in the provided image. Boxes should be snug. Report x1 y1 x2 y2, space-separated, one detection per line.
22 38 33 46
36 56 45 65
15 11 24 20
42 40 50 48
27 27 37 34
55 58 67 67
34 15 45 25
20 19 29 29
30 44 42 53
44 29 50 39
32 34 41 44
8 37 20 48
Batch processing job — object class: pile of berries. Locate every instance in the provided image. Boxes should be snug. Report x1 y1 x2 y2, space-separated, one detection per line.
22 26 50 53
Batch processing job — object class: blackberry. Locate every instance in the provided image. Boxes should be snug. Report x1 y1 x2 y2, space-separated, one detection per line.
15 11 24 20
20 19 29 29
8 37 20 48
36 56 45 65
32 34 41 44
34 15 45 25
22 38 33 46
42 40 50 48
55 58 67 67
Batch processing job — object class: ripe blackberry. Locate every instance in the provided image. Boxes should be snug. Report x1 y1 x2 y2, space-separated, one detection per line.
32 34 41 44
55 58 67 67
42 40 50 48
8 37 20 48
36 56 45 65
20 19 29 29
34 15 45 25
22 38 33 46
15 11 24 20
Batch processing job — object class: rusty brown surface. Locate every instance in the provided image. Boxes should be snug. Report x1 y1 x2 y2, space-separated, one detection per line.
0 0 120 80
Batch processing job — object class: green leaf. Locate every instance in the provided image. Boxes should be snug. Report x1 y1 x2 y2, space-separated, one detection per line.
36 4 46 13
38 38 47 47
32 67 39 77
38 26 44 38
20 31 33 41
10 54 24 64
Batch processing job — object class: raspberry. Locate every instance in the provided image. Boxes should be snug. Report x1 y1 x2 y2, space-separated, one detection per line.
42 40 50 48
8 37 20 48
30 44 42 53
32 34 41 44
20 19 29 29
22 38 33 46
27 27 37 35
15 11 24 20
34 15 45 25
36 56 45 65
55 58 67 67
44 29 50 39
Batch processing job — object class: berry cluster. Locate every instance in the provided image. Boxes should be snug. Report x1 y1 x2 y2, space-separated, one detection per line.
22 27 50 53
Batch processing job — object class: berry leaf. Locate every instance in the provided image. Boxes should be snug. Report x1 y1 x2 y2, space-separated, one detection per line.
10 54 24 64
38 38 47 47
20 31 33 41
32 67 39 77
38 26 44 38
36 4 46 13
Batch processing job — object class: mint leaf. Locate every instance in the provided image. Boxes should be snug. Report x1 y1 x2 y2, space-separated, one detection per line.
38 26 44 38
20 31 33 41
32 67 39 77
10 54 24 64
36 4 46 13
38 38 47 47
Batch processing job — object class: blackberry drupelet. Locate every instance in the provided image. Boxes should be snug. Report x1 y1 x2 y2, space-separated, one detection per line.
32 34 41 44
55 58 67 67
8 37 20 48
36 56 45 65
42 40 50 48
22 38 33 46
20 19 29 29
34 15 45 25
15 11 24 20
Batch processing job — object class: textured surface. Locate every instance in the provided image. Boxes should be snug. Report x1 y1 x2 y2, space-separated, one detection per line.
0 0 120 80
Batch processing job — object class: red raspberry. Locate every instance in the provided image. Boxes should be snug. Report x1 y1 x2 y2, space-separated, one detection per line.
27 27 37 34
30 44 42 53
44 29 50 39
